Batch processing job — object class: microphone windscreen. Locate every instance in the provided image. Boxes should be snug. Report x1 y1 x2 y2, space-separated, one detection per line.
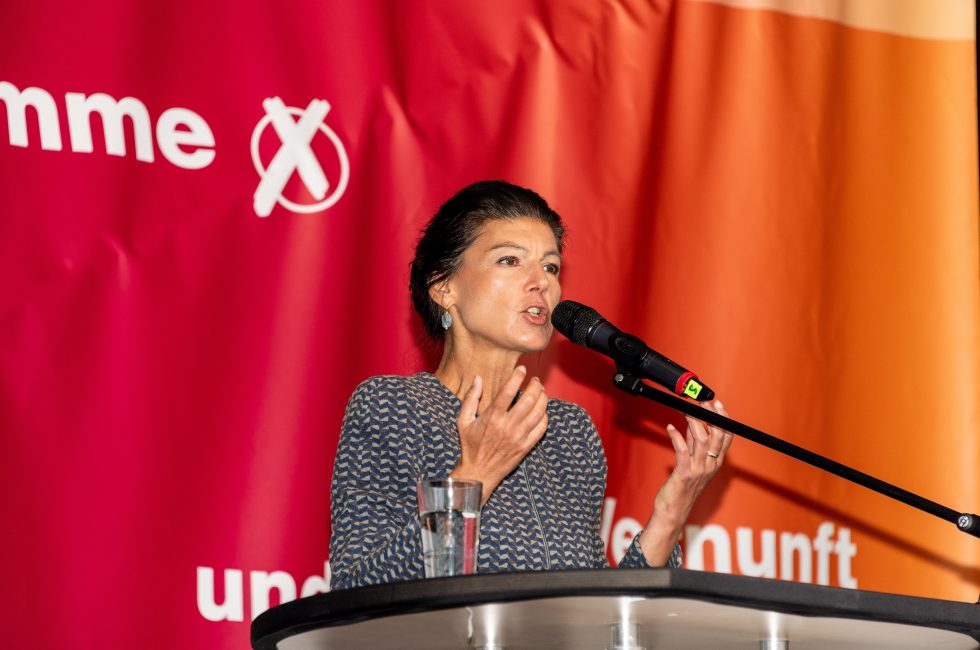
552 300 603 346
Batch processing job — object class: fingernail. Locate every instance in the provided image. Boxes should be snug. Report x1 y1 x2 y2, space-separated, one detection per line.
517 365 527 374
666 424 676 433
715 400 724 409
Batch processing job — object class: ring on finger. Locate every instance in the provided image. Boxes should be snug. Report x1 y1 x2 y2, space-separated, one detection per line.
706 450 720 459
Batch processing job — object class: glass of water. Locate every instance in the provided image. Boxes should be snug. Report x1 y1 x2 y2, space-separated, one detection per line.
416 477 482 578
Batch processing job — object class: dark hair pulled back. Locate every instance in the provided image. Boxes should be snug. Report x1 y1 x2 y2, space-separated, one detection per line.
410 180 566 341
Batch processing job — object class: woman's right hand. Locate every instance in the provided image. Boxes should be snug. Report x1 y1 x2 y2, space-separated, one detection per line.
450 365 549 504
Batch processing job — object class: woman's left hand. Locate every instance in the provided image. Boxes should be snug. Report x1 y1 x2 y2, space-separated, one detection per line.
659 399 734 518
639 400 734 565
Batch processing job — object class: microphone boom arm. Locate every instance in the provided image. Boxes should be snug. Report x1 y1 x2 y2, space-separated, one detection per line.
611 368 980 540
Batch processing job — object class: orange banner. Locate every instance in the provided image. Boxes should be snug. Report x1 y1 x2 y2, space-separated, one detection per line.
551 0 979 601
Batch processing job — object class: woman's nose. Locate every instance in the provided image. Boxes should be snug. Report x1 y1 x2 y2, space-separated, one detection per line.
526 265 549 291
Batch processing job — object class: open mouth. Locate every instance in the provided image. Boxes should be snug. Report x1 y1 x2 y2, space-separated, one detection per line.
523 306 549 323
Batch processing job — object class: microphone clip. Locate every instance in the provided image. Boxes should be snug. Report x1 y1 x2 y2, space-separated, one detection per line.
612 367 647 396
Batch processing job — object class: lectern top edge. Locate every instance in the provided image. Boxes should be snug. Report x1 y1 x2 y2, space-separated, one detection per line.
250 569 980 650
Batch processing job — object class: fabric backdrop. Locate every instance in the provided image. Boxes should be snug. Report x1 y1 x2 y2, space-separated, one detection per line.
1 0 977 648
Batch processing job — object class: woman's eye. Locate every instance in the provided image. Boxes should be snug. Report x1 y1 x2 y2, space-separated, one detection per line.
497 256 519 266
545 263 561 275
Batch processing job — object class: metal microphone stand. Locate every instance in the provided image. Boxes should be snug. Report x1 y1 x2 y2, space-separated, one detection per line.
612 368 980 540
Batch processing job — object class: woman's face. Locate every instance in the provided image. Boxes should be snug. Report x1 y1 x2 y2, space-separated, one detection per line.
442 217 562 354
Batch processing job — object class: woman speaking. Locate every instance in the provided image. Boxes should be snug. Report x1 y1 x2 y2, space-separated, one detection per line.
329 181 732 590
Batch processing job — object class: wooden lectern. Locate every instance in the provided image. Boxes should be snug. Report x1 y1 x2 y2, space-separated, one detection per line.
251 569 980 649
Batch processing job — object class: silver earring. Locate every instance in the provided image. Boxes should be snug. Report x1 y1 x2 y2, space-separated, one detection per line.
440 311 453 330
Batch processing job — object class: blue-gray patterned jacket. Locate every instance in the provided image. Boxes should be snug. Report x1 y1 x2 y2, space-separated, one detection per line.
329 373 682 590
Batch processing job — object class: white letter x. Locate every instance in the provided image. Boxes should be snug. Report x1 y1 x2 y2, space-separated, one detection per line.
253 97 330 217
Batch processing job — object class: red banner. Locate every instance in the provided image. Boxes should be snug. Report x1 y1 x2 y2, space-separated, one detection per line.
1 1 977 648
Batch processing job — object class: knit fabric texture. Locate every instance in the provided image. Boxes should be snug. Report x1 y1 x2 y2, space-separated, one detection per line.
329 373 682 590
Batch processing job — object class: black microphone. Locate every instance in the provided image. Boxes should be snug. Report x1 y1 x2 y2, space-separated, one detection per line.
551 300 715 401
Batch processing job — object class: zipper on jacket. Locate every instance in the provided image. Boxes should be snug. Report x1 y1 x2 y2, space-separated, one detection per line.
521 463 552 570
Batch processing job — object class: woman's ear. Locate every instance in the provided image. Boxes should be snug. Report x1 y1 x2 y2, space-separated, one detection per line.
428 280 452 311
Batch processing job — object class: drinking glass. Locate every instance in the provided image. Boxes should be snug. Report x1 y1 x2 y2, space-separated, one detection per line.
416 477 482 578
